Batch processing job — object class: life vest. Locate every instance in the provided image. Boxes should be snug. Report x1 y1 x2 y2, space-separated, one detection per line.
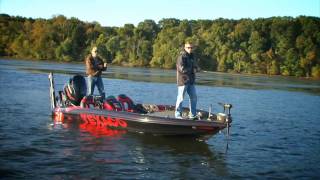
103 96 123 111
117 94 135 112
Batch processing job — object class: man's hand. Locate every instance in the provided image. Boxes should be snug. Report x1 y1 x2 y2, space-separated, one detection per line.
93 71 99 76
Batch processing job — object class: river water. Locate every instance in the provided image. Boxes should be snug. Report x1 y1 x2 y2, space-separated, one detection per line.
0 59 319 179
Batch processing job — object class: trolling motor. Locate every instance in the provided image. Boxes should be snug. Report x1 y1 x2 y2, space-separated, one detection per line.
218 103 232 122
216 102 233 152
217 102 233 136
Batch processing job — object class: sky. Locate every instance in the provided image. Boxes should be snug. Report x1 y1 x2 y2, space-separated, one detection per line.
1 0 319 27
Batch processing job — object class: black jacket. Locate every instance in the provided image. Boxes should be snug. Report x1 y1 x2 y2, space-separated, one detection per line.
176 50 199 86
85 55 106 77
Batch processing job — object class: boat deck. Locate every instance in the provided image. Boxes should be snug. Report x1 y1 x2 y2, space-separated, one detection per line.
148 110 176 118
147 110 209 120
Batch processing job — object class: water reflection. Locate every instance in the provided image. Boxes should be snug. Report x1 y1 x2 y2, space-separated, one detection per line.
128 134 229 178
2 59 319 179
79 123 127 137
51 117 127 138
50 117 229 178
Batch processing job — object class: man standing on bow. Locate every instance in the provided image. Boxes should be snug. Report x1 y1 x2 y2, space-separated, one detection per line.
175 42 200 119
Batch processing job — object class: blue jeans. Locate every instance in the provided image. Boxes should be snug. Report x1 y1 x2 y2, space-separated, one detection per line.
87 76 105 98
175 84 197 117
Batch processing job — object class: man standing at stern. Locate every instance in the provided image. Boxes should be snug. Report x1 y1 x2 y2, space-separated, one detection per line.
85 46 107 99
175 42 200 119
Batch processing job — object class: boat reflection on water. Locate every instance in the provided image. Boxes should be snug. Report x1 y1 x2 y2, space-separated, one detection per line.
79 123 127 137
52 112 127 138
51 114 229 178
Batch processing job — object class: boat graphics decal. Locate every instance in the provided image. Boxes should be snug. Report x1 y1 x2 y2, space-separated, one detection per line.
80 113 128 128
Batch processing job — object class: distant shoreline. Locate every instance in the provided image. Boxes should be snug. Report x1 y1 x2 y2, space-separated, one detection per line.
1 57 318 81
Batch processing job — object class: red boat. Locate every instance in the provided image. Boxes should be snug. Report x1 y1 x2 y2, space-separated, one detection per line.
49 73 232 139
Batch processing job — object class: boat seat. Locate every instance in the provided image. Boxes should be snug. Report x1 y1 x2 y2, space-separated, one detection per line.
103 96 123 111
80 95 95 108
117 94 135 112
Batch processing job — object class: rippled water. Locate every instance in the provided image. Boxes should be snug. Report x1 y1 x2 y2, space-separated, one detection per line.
0 59 319 179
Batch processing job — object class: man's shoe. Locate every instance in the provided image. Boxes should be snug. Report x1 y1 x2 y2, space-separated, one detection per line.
188 115 198 120
175 111 182 119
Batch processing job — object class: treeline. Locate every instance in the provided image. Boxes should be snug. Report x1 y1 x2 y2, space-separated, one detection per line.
1 14 320 78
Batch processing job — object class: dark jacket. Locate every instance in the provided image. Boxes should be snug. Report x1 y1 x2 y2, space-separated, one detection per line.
176 50 199 86
85 55 106 77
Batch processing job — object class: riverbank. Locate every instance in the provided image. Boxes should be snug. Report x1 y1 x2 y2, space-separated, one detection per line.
2 57 319 81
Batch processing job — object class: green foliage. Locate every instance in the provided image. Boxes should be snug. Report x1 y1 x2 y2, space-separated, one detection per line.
311 65 320 79
55 38 72 61
1 14 319 78
150 18 184 69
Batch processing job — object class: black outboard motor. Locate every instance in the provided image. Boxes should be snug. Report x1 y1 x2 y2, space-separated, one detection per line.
64 75 87 106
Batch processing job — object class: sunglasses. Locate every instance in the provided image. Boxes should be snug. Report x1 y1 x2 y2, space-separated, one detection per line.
186 47 193 49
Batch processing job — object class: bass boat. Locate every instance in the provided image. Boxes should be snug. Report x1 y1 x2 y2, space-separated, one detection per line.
49 73 233 139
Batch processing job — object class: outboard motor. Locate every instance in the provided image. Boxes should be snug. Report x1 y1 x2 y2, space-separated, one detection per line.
64 75 87 106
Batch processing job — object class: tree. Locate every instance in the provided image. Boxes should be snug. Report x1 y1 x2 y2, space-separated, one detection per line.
150 19 185 69
1 14 320 78
55 38 72 61
106 36 120 64
232 50 247 73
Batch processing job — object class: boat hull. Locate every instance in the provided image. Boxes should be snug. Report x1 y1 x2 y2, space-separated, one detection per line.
53 106 226 138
